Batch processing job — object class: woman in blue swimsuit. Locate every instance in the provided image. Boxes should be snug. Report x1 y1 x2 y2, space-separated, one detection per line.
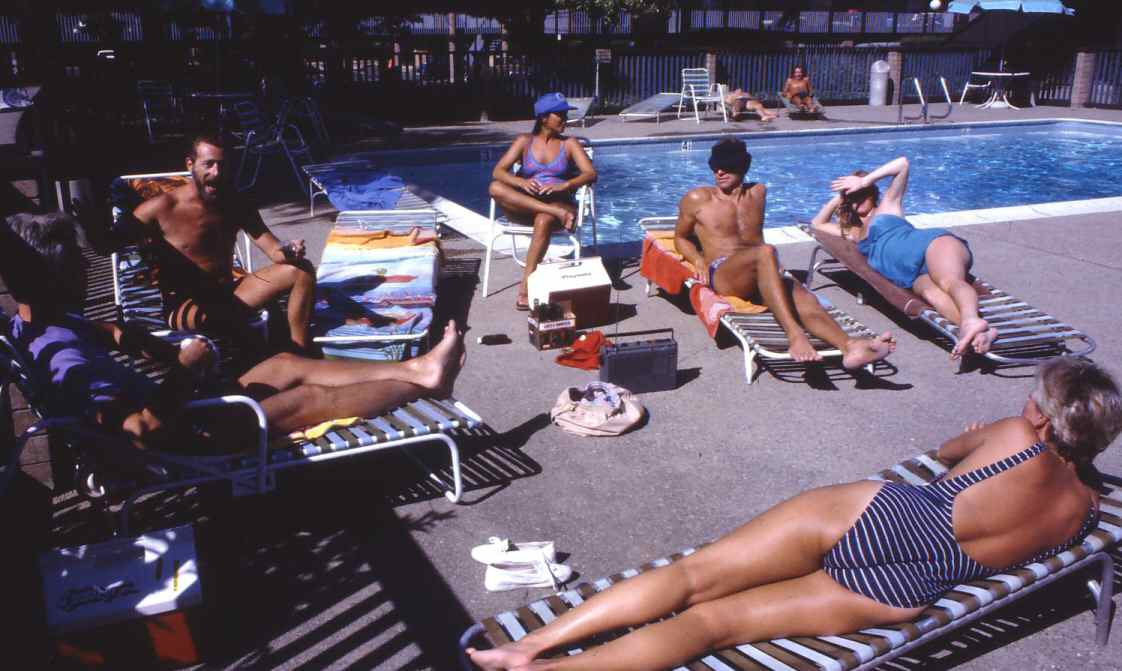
489 92 597 310
811 156 996 359
469 356 1122 670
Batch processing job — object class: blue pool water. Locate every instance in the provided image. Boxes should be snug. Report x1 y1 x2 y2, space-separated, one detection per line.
380 121 1122 244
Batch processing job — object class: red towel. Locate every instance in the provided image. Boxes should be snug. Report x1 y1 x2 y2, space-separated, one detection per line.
555 331 607 370
639 235 694 296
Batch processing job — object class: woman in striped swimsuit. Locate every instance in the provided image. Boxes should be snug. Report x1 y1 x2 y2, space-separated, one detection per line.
469 357 1122 671
489 92 597 311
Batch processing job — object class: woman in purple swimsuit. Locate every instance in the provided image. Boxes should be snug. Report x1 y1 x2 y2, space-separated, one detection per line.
811 156 996 359
489 92 597 310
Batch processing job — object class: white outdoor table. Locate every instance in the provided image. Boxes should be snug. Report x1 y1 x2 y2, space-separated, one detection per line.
970 71 1032 110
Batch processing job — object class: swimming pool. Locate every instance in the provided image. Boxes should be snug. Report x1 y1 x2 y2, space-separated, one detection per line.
376 120 1122 246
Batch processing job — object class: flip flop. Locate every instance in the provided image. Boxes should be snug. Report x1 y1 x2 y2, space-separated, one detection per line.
515 293 530 311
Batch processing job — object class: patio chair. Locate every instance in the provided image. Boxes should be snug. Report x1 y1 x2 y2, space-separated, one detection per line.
312 208 441 361
481 151 597 299
458 452 1121 669
960 74 994 106
678 68 725 123
780 92 826 119
804 226 1096 366
232 100 315 193
617 92 682 124
0 307 483 537
136 80 182 144
639 218 876 383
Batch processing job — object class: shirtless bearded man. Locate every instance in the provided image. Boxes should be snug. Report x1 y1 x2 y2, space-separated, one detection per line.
674 139 895 369
127 132 316 351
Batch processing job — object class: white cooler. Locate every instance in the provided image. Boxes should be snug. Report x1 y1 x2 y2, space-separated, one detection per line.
528 257 612 328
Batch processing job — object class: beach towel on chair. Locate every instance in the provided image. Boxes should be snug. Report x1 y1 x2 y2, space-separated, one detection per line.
640 230 766 338
313 227 439 360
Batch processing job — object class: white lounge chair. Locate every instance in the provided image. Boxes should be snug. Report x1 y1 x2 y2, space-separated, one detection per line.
618 92 682 124
459 451 1121 668
678 68 725 124
565 97 595 127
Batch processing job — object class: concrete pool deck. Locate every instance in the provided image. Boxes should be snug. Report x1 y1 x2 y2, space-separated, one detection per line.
9 103 1122 669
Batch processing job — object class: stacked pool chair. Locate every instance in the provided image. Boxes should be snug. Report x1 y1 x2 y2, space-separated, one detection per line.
310 168 441 361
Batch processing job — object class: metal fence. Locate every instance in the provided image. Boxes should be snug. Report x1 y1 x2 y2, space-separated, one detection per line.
719 47 889 102
1091 51 1122 107
0 16 20 45
1036 54 1076 105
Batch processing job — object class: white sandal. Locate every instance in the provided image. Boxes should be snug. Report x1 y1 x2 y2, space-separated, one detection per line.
483 558 573 592
471 537 557 566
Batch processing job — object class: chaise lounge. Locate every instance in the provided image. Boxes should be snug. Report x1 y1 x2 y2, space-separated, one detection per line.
459 451 1120 669
639 217 878 383
804 225 1096 366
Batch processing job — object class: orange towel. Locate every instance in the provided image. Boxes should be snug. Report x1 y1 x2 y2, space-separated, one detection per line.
639 234 694 295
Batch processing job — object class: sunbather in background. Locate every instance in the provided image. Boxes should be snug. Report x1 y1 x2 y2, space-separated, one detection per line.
1 213 465 466
674 138 894 368
469 355 1122 670
723 86 777 121
810 156 996 358
112 131 316 352
782 65 815 112
488 92 597 311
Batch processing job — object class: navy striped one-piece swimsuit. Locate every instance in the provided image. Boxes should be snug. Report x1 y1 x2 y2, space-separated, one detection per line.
823 443 1099 608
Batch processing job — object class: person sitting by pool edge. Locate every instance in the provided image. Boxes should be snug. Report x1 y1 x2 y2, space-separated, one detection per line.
675 138 895 368
810 156 996 359
488 92 597 311
782 65 816 112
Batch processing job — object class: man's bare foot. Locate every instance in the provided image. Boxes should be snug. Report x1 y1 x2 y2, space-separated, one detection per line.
842 331 896 370
467 641 538 671
788 333 822 363
953 317 992 359
409 320 465 396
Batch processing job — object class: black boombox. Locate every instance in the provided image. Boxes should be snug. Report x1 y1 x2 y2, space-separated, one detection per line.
599 328 677 394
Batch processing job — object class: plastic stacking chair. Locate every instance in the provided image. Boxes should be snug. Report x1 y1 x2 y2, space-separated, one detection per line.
480 158 597 299
678 68 725 123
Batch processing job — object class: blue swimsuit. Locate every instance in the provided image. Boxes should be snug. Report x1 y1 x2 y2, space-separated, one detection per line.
824 442 1099 608
857 214 972 289
518 140 577 187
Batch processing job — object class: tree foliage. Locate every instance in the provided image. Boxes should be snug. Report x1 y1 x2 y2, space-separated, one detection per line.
553 0 677 22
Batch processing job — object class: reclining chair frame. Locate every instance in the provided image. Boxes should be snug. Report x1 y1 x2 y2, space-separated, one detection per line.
639 217 876 384
1 314 481 537
458 451 1120 670
803 226 1097 367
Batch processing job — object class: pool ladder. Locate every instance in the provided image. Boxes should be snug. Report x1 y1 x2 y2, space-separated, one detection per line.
899 76 953 125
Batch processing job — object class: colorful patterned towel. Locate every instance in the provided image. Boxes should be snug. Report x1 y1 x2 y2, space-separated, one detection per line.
313 228 439 361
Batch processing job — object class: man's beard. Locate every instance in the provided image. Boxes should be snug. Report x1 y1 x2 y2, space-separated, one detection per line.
194 175 224 203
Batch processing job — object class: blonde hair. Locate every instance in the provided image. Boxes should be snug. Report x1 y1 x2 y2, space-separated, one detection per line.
1031 357 1122 468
